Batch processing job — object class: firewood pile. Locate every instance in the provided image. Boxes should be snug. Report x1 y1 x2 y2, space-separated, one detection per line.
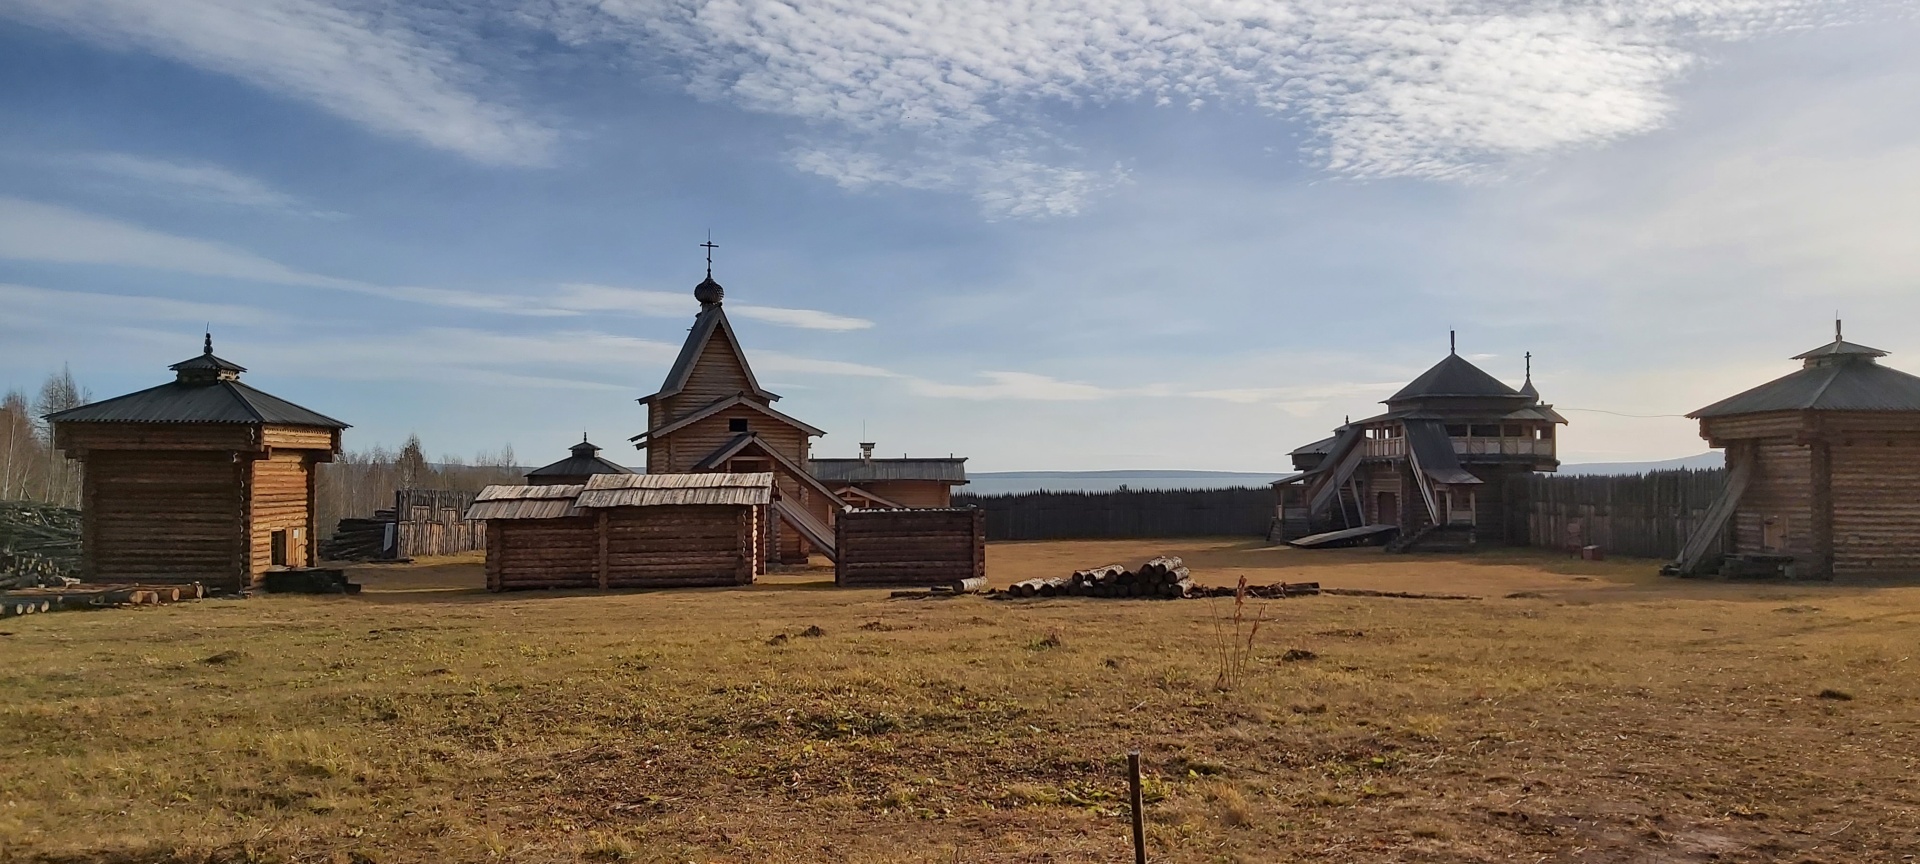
999 556 1322 601
0 503 83 589
1 582 208 617
318 511 393 562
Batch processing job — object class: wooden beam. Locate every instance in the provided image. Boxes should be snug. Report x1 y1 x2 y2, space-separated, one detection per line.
1673 446 1754 575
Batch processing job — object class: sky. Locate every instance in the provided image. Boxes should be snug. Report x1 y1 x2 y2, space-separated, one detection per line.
2 0 1918 472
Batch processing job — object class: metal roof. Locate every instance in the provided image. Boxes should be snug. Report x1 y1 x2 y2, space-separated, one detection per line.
575 472 774 508
525 439 633 478
808 458 968 483
46 379 349 428
467 484 585 520
1792 339 1887 361
637 303 780 404
1288 436 1339 457
1387 353 1524 403
1691 355 1920 417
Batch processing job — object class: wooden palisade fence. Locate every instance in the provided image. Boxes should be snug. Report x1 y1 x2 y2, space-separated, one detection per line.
954 487 1273 541
392 489 486 558
1508 468 1727 560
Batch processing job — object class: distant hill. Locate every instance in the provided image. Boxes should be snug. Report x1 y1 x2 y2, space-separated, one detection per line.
964 455 1723 496
1556 452 1723 476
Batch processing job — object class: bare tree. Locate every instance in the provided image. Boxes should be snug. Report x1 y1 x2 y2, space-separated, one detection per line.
32 366 90 508
1 389 41 501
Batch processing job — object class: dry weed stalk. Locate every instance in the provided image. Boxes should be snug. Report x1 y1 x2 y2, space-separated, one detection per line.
1209 575 1267 691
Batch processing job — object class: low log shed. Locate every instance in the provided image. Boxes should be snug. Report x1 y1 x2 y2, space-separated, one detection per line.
472 473 774 591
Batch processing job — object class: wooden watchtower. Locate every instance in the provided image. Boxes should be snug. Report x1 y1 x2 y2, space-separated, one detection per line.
1673 323 1920 579
46 337 347 593
1274 338 1566 551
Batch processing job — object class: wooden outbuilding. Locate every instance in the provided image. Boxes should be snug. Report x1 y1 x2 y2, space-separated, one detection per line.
525 438 633 486
834 507 987 588
1273 338 1565 551
45 337 347 593
629 268 843 564
471 472 773 591
811 442 969 509
1673 324 1920 579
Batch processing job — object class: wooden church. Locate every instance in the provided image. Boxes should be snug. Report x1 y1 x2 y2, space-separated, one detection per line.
629 266 842 563
46 337 348 592
1274 337 1565 550
1673 323 1920 579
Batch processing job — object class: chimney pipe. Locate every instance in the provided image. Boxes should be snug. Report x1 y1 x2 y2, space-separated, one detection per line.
860 442 874 462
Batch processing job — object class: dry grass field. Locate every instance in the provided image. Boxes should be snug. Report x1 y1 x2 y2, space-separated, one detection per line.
3 539 1918 863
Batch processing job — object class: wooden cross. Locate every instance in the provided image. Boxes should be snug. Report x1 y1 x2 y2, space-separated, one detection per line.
701 235 718 278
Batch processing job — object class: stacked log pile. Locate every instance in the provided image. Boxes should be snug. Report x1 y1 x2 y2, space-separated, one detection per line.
318 511 394 562
1 582 207 616
0 503 83 589
999 556 1322 601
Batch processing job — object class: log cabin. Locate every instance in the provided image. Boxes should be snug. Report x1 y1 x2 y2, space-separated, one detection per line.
628 269 842 564
45 337 347 593
811 442 969 509
1671 323 1920 579
1273 338 1565 551
525 438 634 486
470 472 772 591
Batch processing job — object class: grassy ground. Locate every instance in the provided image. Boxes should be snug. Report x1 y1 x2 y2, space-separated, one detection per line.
2 538 1917 863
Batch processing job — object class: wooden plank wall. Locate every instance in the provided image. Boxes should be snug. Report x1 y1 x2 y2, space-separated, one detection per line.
954 487 1274 540
854 480 954 508
84 451 247 591
1511 468 1727 560
1733 441 1812 558
490 516 597 590
835 508 985 587
392 488 486 557
603 505 754 588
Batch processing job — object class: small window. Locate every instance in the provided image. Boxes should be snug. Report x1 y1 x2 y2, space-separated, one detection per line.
1445 425 1469 437
1470 424 1501 437
729 418 749 432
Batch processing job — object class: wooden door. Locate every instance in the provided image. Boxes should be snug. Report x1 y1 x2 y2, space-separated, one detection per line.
1376 491 1398 526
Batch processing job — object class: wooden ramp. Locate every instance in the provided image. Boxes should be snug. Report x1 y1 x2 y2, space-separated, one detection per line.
1288 524 1400 549
772 499 837 562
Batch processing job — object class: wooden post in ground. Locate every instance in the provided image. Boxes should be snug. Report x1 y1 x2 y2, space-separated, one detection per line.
1128 751 1146 864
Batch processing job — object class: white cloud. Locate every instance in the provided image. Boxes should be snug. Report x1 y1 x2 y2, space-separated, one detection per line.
543 0 1866 214
908 370 1116 401
0 282 278 327
552 282 875 330
52 152 321 214
0 0 555 166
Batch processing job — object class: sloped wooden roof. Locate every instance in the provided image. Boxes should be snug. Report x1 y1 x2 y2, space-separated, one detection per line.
1387 353 1523 403
467 484 585 520
638 302 780 404
632 393 826 444
47 344 347 429
575 472 774 508
809 458 967 484
1692 337 1920 418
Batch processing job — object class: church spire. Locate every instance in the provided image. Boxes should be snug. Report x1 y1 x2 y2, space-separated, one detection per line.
1519 351 1540 401
694 234 724 308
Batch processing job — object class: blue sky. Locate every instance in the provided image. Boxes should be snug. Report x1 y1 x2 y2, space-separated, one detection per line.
2 0 1918 472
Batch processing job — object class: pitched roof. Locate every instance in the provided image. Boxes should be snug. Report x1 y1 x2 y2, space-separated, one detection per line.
1387 353 1523 403
1404 419 1482 485
1288 435 1339 457
689 432 845 506
575 472 774 508
466 484 585 520
631 393 826 444
525 439 634 479
47 342 348 429
46 379 348 428
1691 339 1920 417
638 304 779 404
808 458 967 484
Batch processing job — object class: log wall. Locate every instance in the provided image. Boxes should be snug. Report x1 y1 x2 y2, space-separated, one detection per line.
489 516 597 590
83 451 247 590
1732 440 1813 560
57 422 257 453
835 508 985 587
602 505 755 588
1830 436 1920 577
248 451 313 572
854 480 954 509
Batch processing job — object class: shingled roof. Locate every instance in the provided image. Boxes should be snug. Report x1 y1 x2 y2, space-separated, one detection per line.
1387 353 1523 403
637 283 780 405
46 338 347 428
1691 333 1920 418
